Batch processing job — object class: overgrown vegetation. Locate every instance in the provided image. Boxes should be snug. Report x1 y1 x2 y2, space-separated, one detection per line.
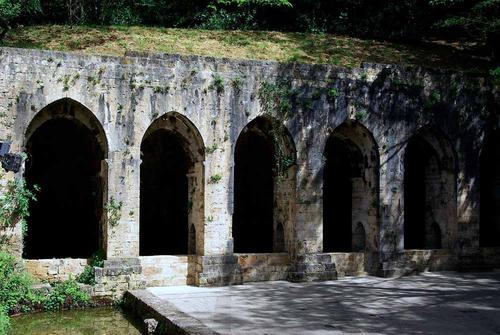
0 173 39 240
0 25 494 71
0 0 498 61
76 250 105 285
0 305 9 335
258 80 296 177
0 251 91 334
105 197 122 228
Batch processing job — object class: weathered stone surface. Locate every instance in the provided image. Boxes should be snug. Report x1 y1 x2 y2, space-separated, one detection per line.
24 259 87 282
0 46 499 296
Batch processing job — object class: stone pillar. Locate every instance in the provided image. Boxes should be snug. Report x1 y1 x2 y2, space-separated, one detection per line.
105 149 140 259
194 141 241 286
289 134 337 282
378 140 405 276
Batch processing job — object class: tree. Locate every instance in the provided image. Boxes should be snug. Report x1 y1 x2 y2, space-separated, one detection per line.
0 0 40 40
430 0 500 58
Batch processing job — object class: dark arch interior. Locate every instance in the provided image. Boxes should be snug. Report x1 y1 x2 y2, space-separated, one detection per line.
323 136 363 252
233 129 274 253
404 135 442 250
140 129 189 256
480 131 500 247
24 118 104 259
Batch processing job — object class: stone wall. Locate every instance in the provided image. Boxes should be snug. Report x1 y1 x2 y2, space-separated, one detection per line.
0 46 499 294
139 256 189 287
24 259 88 282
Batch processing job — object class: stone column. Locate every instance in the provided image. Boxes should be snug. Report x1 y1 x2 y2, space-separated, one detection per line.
105 149 141 259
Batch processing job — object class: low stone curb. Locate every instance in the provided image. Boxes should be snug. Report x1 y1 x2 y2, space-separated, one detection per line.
123 289 220 335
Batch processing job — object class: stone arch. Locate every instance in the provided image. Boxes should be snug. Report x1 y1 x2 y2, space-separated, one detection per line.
23 98 108 259
480 129 500 247
404 126 457 250
140 112 205 256
323 120 380 252
233 115 297 253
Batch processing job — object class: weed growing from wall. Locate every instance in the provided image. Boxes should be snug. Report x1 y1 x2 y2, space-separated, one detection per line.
209 174 222 184
105 197 122 228
209 75 225 94
0 174 39 239
258 80 296 177
76 250 105 285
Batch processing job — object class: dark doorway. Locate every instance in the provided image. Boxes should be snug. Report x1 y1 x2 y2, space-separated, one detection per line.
24 118 104 259
233 129 274 253
404 135 442 250
323 136 362 252
480 130 500 247
140 130 189 255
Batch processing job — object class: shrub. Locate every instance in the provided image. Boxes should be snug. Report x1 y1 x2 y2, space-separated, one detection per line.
490 66 500 85
77 249 105 285
43 280 90 311
0 252 34 313
0 176 39 238
0 306 10 335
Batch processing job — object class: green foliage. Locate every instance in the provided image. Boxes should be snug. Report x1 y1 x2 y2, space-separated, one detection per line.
258 80 293 119
43 280 90 311
209 174 223 183
0 176 39 238
490 66 500 85
0 306 9 335
0 251 91 332
425 91 442 109
430 0 500 50
76 250 105 285
0 252 34 313
105 197 122 228
209 75 225 94
0 0 40 39
206 143 219 154
197 0 291 29
231 77 243 93
328 88 340 99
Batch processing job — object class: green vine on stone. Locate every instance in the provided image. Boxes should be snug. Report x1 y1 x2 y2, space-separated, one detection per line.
258 80 296 178
0 175 39 238
105 197 122 228
209 74 225 94
258 80 293 119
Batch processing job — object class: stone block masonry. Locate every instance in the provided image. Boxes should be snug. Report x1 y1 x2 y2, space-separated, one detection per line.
0 46 499 296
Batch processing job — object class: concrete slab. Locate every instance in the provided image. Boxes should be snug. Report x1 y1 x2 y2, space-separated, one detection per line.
140 271 500 334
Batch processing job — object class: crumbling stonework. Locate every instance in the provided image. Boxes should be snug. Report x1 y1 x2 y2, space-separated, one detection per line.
0 47 499 296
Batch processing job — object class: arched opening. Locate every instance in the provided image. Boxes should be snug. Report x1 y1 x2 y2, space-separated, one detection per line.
234 126 274 253
24 99 107 259
404 127 456 250
323 121 379 253
480 130 500 247
233 116 296 254
140 113 204 256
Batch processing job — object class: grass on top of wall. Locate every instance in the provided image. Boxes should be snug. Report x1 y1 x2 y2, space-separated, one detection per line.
0 25 494 73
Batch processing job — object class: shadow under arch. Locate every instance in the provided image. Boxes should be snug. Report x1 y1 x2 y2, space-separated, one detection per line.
480 129 500 247
233 114 297 254
404 125 457 250
24 98 108 259
140 112 205 256
323 120 380 252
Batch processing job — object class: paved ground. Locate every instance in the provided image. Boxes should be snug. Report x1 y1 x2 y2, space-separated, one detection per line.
148 271 500 335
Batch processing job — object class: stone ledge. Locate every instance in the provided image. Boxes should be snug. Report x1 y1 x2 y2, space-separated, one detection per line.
124 289 220 335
